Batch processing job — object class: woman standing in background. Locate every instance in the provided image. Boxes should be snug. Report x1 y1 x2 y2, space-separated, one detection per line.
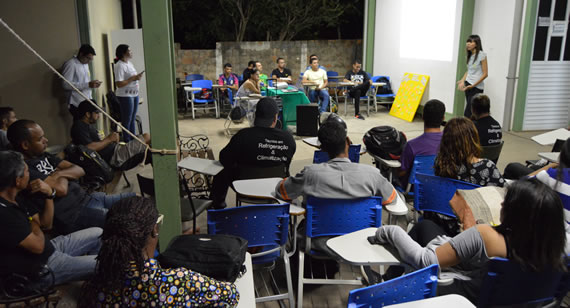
114 44 143 142
457 35 488 118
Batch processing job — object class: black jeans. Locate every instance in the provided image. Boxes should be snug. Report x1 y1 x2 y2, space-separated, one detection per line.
463 81 483 118
348 82 370 115
210 168 238 208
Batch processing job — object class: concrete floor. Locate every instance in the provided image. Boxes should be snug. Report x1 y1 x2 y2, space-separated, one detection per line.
60 103 555 307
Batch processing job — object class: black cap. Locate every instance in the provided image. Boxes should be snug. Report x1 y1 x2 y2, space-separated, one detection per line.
254 98 279 127
77 100 100 117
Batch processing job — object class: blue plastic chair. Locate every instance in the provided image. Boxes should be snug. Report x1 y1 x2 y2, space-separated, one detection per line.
396 155 436 196
185 79 219 120
371 76 396 112
185 73 204 81
313 144 361 164
478 257 568 307
298 196 382 307
207 204 294 306
347 264 439 308
413 173 480 218
327 71 339 78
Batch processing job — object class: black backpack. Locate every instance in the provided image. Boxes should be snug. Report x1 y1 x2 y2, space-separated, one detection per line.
158 234 248 283
363 126 407 160
64 144 114 183
376 77 393 95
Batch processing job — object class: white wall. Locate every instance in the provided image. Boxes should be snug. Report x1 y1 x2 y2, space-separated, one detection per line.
472 0 517 126
373 0 463 114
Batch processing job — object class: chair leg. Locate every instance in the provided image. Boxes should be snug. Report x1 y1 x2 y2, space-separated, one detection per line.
297 251 305 308
122 172 131 188
282 247 295 308
366 97 370 117
374 97 378 113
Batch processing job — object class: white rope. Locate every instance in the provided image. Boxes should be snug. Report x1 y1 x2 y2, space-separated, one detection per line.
0 18 177 158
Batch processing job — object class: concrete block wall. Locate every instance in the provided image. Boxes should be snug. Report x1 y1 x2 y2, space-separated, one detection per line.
174 40 362 83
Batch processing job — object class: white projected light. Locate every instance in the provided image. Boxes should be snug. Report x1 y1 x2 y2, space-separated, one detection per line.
400 0 456 61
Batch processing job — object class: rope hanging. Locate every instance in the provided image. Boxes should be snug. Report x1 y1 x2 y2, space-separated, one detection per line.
0 18 178 161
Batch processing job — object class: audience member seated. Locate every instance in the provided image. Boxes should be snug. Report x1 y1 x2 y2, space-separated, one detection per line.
471 94 502 146
275 119 399 208
79 196 239 307
218 63 239 104
435 117 504 187
242 60 255 83
210 98 296 208
0 151 101 287
398 99 445 186
271 57 293 84
7 120 135 234
305 54 326 71
236 68 261 97
0 106 17 151
71 100 150 170
370 178 566 305
343 60 372 120
303 58 329 113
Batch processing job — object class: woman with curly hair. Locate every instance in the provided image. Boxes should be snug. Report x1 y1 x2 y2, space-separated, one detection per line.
79 196 239 307
435 117 504 187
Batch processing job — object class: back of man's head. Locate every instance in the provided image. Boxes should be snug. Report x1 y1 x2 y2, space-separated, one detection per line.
423 99 446 129
78 44 96 56
471 94 491 117
0 107 14 128
318 120 347 159
0 151 26 191
7 119 36 152
254 98 279 128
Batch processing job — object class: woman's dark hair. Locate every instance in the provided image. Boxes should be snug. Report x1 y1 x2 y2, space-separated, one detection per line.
247 60 256 67
81 196 158 305
434 117 481 178
114 44 130 63
318 120 347 159
496 178 566 271
466 34 483 64
248 68 259 80
0 151 26 191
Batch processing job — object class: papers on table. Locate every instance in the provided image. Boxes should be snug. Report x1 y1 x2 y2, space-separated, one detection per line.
531 128 570 145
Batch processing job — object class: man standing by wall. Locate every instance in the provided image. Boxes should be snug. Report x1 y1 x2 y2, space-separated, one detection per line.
61 44 101 118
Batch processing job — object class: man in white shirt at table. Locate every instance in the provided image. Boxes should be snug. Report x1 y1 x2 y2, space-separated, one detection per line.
303 58 329 113
61 44 101 119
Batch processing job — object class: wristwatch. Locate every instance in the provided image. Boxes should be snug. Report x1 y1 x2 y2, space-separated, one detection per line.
46 188 56 200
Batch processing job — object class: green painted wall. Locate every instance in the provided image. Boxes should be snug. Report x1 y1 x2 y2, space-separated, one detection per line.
365 0 376 73
140 0 182 248
452 0 475 117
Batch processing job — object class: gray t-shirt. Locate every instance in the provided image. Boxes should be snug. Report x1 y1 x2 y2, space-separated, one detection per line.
466 51 487 90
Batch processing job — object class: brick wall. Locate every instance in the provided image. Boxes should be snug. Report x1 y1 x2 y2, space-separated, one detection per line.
174 40 363 83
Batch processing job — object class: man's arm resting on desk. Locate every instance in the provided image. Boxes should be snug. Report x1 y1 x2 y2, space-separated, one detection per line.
275 169 307 201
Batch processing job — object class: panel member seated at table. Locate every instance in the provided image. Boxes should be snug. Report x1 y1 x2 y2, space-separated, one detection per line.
236 68 261 97
242 60 256 85
218 63 239 104
343 60 372 120
255 61 268 90
71 100 151 171
303 58 329 113
398 99 445 186
275 119 399 208
370 178 566 305
470 94 502 146
271 57 293 85
210 98 296 209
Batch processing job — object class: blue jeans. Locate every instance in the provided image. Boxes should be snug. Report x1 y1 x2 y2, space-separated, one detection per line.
73 192 136 231
40 227 102 287
118 96 139 142
309 89 330 112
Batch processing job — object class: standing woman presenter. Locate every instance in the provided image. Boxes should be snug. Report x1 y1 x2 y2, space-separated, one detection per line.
457 35 488 118
114 44 143 142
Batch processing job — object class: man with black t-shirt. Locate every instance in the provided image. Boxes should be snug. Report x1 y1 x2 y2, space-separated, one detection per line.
71 100 150 170
271 58 293 84
343 60 372 120
471 94 502 146
8 119 135 234
0 151 100 286
210 98 296 208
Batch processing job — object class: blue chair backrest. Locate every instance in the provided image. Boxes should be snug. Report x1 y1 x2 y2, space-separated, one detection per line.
191 79 213 92
414 173 479 217
366 72 372 79
305 196 382 238
408 155 436 186
207 203 290 248
186 74 204 81
313 145 361 164
347 264 438 308
268 79 274 87
372 75 391 82
327 71 339 77
479 257 566 307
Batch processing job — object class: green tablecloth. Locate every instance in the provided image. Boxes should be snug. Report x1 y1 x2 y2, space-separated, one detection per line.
267 87 310 130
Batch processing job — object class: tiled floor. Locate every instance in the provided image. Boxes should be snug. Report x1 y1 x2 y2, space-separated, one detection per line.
59 102 554 307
